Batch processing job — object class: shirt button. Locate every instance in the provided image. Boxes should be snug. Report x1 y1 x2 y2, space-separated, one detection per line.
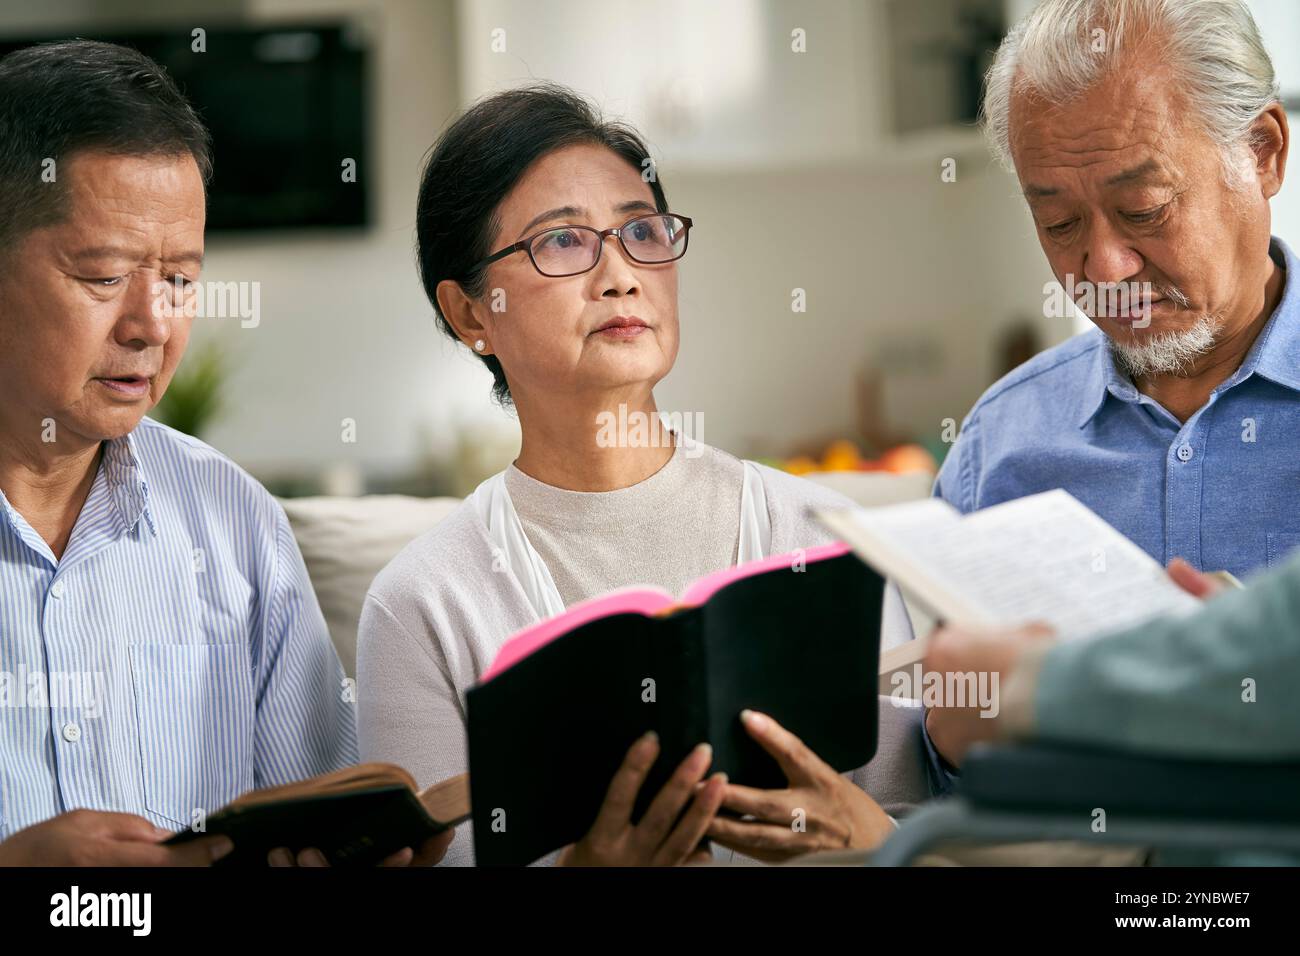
62 722 81 743
1176 444 1194 462
50 579 66 599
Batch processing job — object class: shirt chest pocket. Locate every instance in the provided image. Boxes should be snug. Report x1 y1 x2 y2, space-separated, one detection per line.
129 643 256 829
1266 533 1300 570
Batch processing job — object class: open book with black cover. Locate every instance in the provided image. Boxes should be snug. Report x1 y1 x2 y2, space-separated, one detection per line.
164 762 470 866
465 542 885 866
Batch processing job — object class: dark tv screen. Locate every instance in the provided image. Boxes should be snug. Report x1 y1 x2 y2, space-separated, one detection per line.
0 22 371 232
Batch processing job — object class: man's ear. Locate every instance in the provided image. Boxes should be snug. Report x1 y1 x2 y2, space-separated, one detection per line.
1251 102 1289 200
436 278 491 354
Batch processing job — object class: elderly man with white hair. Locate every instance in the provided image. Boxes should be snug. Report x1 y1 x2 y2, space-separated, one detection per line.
924 0 1300 774
731 1 1299 864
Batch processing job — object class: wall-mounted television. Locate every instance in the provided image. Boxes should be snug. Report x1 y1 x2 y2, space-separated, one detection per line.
0 22 371 232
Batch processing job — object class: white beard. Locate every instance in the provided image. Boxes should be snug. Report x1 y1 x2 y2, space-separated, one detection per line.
1107 313 1223 378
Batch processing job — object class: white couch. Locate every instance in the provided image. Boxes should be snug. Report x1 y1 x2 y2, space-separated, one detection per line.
280 470 934 676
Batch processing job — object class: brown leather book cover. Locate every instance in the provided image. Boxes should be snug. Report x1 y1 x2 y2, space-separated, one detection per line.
165 763 470 866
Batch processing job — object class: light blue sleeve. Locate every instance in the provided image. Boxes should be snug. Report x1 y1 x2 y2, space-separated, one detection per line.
251 502 359 786
932 412 979 513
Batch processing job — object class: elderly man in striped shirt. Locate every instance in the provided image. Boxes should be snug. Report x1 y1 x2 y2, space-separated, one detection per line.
0 41 441 866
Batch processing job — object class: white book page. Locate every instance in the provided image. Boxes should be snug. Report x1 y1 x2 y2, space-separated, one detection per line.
832 490 1201 640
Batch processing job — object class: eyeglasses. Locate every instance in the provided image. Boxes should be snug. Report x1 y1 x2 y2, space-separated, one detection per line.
470 213 693 278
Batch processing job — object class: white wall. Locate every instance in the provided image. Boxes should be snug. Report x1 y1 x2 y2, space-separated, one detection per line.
456 0 887 168
191 0 1300 479
197 0 495 482
195 0 1059 477
656 156 1055 459
43 0 1300 484
447 0 1058 461
0 0 505 486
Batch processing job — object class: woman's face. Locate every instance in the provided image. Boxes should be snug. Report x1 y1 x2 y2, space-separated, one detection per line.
475 143 680 406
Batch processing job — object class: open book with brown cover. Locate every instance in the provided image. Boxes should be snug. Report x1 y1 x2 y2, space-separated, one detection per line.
165 762 470 866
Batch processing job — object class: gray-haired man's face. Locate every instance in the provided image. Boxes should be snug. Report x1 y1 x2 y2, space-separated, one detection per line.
1009 54 1284 377
0 150 205 453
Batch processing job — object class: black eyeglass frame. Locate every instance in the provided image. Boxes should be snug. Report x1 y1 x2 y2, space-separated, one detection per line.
468 213 694 278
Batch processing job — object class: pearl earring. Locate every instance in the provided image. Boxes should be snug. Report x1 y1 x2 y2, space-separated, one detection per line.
474 339 486 352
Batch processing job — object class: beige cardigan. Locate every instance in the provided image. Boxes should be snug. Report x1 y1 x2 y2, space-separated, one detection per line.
357 457 931 865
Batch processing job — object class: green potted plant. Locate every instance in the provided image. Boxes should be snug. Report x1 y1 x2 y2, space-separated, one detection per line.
153 341 227 439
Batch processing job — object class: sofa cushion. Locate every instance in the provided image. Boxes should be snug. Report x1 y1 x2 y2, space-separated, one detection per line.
279 495 461 675
801 469 934 507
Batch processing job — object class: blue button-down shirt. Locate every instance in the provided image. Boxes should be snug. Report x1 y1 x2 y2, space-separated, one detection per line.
921 235 1300 792
0 417 357 838
935 235 1300 581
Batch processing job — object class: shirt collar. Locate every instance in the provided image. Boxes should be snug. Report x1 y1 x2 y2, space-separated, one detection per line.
1077 235 1300 428
1076 329 1140 428
100 429 158 538
0 428 157 551
1244 235 1300 393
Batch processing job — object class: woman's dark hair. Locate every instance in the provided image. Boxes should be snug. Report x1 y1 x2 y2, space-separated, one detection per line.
415 83 668 406
0 39 212 255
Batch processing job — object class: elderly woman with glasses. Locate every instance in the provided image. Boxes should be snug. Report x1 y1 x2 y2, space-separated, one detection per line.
357 84 931 866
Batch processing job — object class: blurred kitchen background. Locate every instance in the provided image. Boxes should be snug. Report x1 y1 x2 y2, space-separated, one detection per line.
8 0 1300 497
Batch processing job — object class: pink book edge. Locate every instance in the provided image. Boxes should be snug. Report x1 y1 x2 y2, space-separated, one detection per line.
478 540 850 683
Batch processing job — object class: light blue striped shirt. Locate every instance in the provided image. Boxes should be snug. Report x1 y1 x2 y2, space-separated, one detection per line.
0 417 357 838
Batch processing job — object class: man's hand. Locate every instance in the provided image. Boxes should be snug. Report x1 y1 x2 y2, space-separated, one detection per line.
923 622 1057 767
705 710 895 863
556 732 726 866
924 558 1218 769
267 829 455 867
379 830 456 867
0 810 233 867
